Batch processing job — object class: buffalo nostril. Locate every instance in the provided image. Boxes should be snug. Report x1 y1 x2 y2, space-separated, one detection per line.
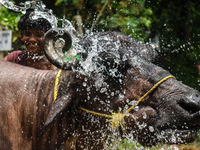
194 94 200 100
178 93 200 114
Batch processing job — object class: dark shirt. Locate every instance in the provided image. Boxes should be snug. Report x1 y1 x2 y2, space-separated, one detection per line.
6 50 28 66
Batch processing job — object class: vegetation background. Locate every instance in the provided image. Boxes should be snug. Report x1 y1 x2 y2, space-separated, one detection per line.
1 0 200 149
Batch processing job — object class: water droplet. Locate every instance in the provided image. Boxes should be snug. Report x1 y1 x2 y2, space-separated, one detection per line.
149 126 154 132
100 88 107 93
133 106 139 111
142 112 147 119
119 94 124 100
83 82 87 87
129 100 138 106
111 92 114 96
126 99 130 103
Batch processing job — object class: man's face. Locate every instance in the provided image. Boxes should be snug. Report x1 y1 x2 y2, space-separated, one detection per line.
21 29 46 54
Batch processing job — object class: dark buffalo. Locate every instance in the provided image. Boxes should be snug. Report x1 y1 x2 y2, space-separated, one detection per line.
0 31 200 150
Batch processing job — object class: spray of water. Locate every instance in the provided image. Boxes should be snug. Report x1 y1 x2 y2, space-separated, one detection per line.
0 0 83 54
1 0 57 27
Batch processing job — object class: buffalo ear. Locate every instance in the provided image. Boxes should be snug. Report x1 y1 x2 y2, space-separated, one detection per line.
45 95 74 126
36 95 77 150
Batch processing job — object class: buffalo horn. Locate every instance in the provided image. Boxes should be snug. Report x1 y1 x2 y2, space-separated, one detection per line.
43 28 78 70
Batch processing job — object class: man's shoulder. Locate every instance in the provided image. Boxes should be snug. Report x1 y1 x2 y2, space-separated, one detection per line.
7 50 27 63
8 50 24 56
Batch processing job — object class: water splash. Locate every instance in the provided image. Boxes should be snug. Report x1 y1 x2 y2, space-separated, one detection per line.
1 0 57 27
76 33 129 89
0 0 82 53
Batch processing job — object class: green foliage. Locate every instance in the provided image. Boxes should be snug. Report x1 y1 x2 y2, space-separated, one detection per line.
0 4 22 50
55 0 78 6
116 139 142 150
145 0 200 90
0 6 21 31
52 0 153 41
97 0 153 41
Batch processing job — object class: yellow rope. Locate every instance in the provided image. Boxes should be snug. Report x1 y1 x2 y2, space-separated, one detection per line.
125 75 176 114
54 69 62 101
79 107 113 118
53 70 175 130
79 75 175 129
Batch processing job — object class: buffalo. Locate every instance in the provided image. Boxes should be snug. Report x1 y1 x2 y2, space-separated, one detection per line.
0 30 200 150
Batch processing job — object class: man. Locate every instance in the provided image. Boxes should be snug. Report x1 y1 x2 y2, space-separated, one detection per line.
4 9 56 70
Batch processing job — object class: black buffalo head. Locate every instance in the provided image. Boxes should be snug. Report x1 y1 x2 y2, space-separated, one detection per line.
41 30 200 149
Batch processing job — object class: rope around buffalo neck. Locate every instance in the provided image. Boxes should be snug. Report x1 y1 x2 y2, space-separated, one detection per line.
54 69 62 101
54 70 175 129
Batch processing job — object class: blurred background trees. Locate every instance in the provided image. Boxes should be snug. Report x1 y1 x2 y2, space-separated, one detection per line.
1 0 200 90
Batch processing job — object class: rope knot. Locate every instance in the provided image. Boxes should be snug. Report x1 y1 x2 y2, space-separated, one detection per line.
107 111 125 129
